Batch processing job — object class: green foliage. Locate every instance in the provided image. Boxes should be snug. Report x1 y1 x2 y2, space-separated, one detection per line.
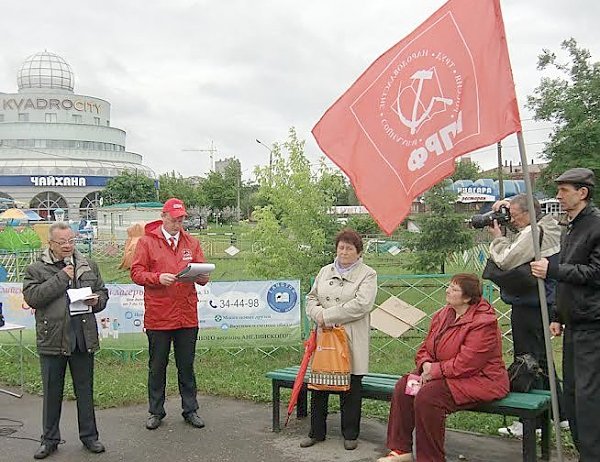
0 226 42 250
345 214 382 235
451 159 481 181
158 171 204 207
248 128 338 290
526 38 600 202
102 171 157 205
401 185 473 274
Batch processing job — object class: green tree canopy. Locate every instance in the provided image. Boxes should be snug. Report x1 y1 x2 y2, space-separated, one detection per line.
526 38 600 201
248 128 340 290
401 184 473 274
102 171 157 205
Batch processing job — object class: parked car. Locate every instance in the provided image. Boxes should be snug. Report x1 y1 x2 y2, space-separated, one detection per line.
183 217 205 231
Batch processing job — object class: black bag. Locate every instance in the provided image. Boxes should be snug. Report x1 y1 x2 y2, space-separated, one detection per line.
0 302 4 327
507 353 541 392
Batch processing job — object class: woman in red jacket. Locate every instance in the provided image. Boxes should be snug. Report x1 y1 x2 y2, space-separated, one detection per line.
378 273 509 462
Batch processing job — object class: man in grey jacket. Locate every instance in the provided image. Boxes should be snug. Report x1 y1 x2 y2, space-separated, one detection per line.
23 222 108 459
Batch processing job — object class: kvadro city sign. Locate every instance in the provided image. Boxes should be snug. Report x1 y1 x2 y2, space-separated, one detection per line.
1 97 102 114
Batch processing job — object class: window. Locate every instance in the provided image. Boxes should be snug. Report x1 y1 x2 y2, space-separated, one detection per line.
94 117 100 125
0 114 4 122
45 113 57 123
72 114 82 123
118 214 124 226
18 113 29 122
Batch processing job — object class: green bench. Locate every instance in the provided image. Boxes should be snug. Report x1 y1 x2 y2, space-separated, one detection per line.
266 366 551 462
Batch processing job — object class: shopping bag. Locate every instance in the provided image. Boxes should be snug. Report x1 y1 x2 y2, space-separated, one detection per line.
308 326 351 392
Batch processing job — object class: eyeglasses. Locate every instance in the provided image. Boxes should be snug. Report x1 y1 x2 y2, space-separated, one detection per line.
50 239 76 246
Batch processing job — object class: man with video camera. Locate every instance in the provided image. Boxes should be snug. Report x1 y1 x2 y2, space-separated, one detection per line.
484 193 567 437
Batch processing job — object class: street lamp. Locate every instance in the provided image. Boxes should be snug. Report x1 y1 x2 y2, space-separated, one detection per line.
255 139 273 185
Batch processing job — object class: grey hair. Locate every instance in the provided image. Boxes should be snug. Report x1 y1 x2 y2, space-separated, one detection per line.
48 221 72 239
509 193 541 218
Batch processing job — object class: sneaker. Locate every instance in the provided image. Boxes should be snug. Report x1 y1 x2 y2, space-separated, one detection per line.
498 421 523 437
559 420 570 430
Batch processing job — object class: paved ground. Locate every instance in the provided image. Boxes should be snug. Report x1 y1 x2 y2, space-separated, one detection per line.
0 386 574 462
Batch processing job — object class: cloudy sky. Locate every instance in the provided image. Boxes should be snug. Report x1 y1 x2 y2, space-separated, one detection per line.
1 0 598 180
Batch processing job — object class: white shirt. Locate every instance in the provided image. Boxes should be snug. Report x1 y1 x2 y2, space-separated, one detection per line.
161 226 180 248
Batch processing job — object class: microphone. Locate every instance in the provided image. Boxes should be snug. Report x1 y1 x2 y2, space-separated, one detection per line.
64 256 74 286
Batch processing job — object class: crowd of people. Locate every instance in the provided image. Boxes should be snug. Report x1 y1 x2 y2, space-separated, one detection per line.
20 167 599 462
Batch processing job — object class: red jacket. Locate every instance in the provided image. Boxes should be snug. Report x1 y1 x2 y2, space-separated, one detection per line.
130 220 206 330
415 298 509 405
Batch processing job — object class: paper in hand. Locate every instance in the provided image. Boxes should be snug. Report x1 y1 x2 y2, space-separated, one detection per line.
67 287 98 315
176 263 215 282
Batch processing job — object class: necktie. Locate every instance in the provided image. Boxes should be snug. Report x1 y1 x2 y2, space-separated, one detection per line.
169 237 176 252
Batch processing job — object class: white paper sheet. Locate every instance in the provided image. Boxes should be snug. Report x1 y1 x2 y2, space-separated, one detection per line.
176 263 215 282
67 287 98 315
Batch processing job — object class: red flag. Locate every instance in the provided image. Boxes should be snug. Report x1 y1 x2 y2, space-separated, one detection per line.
312 0 521 235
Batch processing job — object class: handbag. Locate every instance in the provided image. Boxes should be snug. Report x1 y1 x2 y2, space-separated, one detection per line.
507 353 541 392
482 227 544 292
308 326 351 392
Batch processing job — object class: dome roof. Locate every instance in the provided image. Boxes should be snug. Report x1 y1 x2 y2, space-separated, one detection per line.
17 51 74 92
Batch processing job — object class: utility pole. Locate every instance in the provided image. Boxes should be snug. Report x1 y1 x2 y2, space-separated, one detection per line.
256 139 273 186
182 140 217 173
496 141 504 199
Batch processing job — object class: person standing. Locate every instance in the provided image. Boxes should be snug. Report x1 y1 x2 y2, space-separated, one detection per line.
130 198 209 430
301 228 377 451
23 222 108 459
531 168 600 462
485 194 567 436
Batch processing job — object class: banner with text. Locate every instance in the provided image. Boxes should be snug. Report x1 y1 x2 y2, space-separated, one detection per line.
0 280 301 348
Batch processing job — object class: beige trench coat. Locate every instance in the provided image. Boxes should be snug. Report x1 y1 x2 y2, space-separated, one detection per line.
306 260 377 375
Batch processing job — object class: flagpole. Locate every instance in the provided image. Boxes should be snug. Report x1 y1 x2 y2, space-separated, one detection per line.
516 131 564 461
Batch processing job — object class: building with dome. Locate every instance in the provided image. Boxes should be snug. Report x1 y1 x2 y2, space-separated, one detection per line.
0 51 155 220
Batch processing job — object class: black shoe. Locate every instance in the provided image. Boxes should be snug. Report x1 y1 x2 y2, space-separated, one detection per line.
34 443 58 459
83 439 106 454
146 414 163 430
344 439 358 450
183 412 205 428
300 437 323 448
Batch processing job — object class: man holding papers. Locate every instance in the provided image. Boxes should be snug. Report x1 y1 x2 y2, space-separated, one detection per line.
23 222 108 459
131 198 210 431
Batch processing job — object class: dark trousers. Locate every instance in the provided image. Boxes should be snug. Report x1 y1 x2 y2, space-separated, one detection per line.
146 327 199 418
511 304 565 421
309 375 363 441
386 375 473 462
563 328 600 461
39 352 98 445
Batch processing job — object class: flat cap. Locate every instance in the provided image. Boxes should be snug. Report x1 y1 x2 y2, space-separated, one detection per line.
554 167 595 187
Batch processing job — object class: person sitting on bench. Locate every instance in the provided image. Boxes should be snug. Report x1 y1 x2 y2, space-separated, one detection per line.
378 273 509 462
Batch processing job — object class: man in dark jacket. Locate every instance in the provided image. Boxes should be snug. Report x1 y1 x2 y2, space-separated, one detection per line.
23 222 108 459
531 167 600 462
130 198 210 431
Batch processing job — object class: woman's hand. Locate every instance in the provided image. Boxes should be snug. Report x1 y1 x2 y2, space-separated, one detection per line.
316 311 325 328
421 362 433 383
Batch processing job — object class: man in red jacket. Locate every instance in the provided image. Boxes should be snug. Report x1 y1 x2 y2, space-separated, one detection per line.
131 198 209 430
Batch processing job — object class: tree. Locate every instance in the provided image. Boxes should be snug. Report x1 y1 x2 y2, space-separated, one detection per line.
102 170 157 205
401 184 473 274
248 128 339 289
451 159 482 181
158 171 203 208
526 38 600 202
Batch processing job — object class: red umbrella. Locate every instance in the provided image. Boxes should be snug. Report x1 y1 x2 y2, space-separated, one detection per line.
285 329 317 426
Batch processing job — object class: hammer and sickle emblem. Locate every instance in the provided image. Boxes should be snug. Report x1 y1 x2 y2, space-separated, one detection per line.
394 69 453 135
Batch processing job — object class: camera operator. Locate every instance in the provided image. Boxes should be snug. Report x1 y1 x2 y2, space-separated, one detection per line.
485 193 567 437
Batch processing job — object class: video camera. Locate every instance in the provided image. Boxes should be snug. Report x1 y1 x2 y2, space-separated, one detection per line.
469 205 511 229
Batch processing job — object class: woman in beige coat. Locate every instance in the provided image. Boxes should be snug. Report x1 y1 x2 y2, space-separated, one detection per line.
300 228 377 451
